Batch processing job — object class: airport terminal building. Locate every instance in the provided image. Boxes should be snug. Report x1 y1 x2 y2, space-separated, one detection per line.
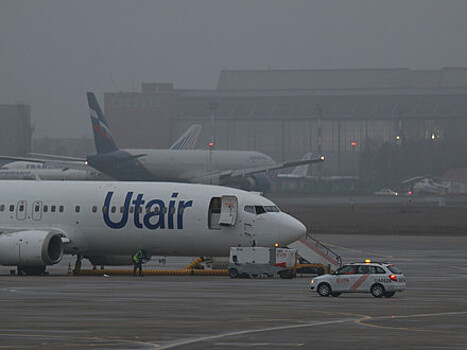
104 68 467 176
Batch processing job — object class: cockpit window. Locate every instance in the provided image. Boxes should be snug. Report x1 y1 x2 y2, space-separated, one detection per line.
244 205 280 214
255 206 266 214
264 206 280 212
244 205 255 214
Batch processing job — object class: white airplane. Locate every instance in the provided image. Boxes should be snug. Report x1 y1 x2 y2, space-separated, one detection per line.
85 92 324 191
0 180 306 275
0 161 107 180
0 124 203 181
403 176 455 195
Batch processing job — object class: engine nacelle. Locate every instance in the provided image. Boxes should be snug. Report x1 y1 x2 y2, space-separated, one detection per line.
0 230 63 266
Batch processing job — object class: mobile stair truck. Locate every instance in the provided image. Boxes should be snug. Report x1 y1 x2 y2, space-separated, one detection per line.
228 247 297 279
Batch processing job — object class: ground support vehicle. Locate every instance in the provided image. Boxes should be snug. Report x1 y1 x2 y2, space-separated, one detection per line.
309 261 406 298
228 247 297 279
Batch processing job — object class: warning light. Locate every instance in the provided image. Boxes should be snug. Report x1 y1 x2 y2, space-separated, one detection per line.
275 243 279 247
365 259 371 264
350 141 357 147
389 274 398 282
209 142 214 147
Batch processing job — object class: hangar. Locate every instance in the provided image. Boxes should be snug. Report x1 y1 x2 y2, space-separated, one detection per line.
105 68 467 176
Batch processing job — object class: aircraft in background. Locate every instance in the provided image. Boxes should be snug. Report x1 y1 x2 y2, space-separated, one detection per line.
85 92 324 192
0 122 203 181
0 180 306 275
402 176 459 195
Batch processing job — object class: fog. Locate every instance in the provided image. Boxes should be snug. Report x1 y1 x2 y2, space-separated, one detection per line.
1 0 467 138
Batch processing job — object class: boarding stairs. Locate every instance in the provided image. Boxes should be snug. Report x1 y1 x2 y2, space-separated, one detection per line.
288 234 342 272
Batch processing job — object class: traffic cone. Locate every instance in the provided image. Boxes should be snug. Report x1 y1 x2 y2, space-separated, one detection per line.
67 262 72 276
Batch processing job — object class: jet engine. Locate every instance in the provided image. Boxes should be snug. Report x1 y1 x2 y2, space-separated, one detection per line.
236 173 272 192
0 230 63 271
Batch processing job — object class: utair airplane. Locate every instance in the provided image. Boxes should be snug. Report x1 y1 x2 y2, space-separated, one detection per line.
0 180 306 275
85 92 324 192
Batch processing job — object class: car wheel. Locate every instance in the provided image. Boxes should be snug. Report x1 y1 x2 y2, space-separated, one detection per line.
317 283 331 297
228 268 239 279
384 292 395 298
371 283 385 298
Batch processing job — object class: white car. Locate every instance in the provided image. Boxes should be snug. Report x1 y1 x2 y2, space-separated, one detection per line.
374 188 399 196
309 261 406 298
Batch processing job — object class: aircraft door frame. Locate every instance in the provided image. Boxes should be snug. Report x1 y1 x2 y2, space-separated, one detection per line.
32 200 43 221
16 200 27 221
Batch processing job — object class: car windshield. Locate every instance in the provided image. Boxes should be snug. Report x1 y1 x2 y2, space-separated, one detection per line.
387 265 401 274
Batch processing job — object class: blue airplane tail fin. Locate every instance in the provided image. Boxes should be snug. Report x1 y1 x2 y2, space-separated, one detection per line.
87 92 118 154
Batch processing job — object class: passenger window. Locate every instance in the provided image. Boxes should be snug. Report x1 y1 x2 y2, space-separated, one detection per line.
9 205 15 212
120 206 125 213
102 206 107 213
357 265 370 274
59 206 64 213
75 206 80 213
34 205 40 212
111 206 116 213
130 206 134 214
92 206 97 213
19 204 25 212
51 205 56 212
43 205 48 212
170 207 175 214
369 266 385 274
0 204 4 211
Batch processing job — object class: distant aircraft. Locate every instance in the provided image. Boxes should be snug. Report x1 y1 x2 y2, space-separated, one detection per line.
402 176 455 195
0 122 202 181
85 92 324 191
0 180 306 275
277 152 313 179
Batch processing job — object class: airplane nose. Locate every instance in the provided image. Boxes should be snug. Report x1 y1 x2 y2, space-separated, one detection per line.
282 215 307 244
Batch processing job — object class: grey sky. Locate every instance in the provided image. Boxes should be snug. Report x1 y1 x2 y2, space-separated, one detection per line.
1 0 467 138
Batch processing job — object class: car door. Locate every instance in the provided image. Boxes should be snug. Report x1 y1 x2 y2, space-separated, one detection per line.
331 265 358 292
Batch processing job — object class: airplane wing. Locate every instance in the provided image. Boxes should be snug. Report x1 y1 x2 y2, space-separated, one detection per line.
169 125 202 150
192 156 325 182
0 155 86 166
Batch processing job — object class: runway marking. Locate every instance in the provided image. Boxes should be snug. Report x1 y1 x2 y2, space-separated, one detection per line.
355 311 467 334
156 310 467 349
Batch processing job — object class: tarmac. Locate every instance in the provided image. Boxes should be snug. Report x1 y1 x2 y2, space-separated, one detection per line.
0 233 466 349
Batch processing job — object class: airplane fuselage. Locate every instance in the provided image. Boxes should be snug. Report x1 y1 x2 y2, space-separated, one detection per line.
0 181 305 264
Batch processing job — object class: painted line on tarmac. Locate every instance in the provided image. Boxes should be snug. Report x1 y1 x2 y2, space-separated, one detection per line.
156 317 362 349
355 310 467 334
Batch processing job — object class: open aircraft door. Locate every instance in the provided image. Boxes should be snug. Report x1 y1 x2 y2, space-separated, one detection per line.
219 196 238 226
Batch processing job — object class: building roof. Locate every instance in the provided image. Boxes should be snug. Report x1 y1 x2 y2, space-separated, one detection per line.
217 68 467 91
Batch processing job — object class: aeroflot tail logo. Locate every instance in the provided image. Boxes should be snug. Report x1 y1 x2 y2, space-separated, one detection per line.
103 191 193 230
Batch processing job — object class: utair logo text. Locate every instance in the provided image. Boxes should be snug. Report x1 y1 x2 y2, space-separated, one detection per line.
103 191 193 230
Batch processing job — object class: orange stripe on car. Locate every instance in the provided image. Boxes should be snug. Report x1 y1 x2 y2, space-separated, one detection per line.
350 274 370 291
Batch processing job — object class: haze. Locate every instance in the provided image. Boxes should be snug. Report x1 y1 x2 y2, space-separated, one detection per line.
1 0 467 138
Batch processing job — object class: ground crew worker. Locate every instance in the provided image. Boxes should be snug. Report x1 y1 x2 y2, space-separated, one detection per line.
133 249 145 277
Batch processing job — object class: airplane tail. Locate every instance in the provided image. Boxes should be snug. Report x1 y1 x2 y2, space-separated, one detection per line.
290 152 313 177
169 124 202 150
87 92 118 154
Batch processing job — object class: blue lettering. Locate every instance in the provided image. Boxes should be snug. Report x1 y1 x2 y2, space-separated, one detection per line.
143 200 165 229
177 200 193 229
103 191 133 229
132 194 145 229
103 191 193 230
